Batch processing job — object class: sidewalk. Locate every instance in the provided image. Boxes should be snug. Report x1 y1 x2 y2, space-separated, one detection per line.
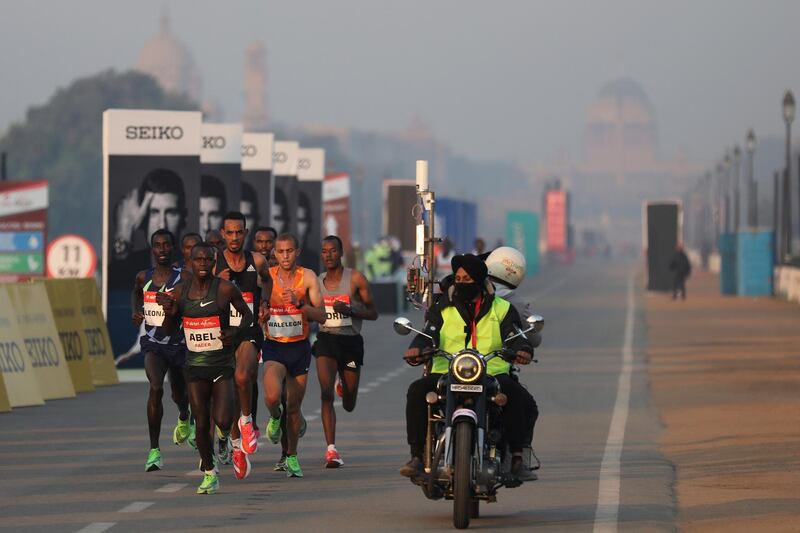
646 271 800 532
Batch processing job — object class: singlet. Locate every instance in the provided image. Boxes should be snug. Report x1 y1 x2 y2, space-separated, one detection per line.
266 266 308 343
319 268 362 336
216 251 260 328
179 277 234 367
142 266 184 345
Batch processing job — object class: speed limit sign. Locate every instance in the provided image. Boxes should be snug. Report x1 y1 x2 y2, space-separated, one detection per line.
46 234 97 278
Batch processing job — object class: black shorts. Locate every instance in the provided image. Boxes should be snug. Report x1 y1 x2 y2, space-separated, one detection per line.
236 325 265 350
313 332 364 372
183 365 235 383
262 339 311 377
140 338 186 369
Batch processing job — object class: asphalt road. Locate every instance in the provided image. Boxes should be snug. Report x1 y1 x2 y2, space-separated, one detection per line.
0 258 676 532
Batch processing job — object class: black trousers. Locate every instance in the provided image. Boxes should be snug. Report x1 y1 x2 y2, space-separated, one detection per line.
405 373 536 458
672 276 687 299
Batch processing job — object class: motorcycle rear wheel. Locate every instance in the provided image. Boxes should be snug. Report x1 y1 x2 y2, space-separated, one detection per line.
453 420 473 529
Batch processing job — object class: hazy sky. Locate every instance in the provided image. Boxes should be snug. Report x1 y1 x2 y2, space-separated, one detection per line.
2 1 799 165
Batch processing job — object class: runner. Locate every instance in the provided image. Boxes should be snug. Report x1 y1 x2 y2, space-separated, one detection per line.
176 232 202 269
132 229 192 472
314 235 378 467
156 242 254 494
215 212 272 480
206 229 226 254
253 226 278 266
262 233 327 477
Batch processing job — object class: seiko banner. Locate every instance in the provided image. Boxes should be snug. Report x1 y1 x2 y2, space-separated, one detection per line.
103 109 202 363
323 173 353 262
297 148 325 272
200 123 243 238
272 141 299 237
241 132 274 250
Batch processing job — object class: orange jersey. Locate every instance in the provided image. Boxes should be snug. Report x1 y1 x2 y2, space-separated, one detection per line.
266 266 309 343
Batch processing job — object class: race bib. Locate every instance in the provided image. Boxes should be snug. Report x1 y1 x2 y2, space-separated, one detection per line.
143 291 165 327
183 316 223 352
323 295 353 328
230 292 255 327
267 305 304 339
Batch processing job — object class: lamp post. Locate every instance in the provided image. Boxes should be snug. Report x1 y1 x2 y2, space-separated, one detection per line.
733 145 741 232
715 161 724 246
745 129 756 226
782 90 794 261
723 151 732 233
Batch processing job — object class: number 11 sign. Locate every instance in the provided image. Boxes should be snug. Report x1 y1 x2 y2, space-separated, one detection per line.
46 234 97 279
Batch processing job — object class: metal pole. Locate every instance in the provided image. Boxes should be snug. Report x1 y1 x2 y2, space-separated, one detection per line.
774 171 781 261
734 155 740 231
784 123 792 261
749 150 756 226
0 152 6 181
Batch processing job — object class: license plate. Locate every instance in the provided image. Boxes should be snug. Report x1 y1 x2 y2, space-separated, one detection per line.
450 384 483 392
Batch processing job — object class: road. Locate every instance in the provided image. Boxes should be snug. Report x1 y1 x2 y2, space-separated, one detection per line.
0 258 676 532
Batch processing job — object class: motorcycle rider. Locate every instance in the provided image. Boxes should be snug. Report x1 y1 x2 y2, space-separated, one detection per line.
401 253 534 479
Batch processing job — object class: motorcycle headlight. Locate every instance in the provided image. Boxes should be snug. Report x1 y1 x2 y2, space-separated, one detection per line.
452 352 483 383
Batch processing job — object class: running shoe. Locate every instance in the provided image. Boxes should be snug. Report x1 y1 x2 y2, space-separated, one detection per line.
216 431 232 465
335 377 343 398
197 472 219 494
273 453 288 471
239 417 258 455
285 454 303 478
173 416 193 446
232 447 251 480
298 412 307 439
266 406 283 444
325 448 344 468
187 419 197 450
145 448 163 472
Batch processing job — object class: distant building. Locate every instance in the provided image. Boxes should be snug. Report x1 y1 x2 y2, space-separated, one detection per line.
243 41 269 131
135 13 202 103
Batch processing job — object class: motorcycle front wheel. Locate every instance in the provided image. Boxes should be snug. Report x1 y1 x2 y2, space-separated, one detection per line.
453 420 474 529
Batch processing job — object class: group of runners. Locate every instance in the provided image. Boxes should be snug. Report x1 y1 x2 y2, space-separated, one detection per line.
133 212 377 494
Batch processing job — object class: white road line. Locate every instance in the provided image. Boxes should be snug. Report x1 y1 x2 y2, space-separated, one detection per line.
118 501 154 513
305 415 319 422
155 483 186 493
186 469 203 477
75 523 116 533
531 275 570 301
593 273 635 533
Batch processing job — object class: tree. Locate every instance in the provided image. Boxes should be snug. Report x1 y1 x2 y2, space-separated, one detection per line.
0 69 199 254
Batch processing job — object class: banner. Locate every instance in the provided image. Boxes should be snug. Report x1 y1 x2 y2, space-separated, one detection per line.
75 278 119 386
506 211 541 276
0 180 48 282
297 148 325 272
0 287 44 407
241 132 274 250
0 370 9 412
42 279 95 392
436 197 478 254
272 141 299 236
200 123 243 237
4 283 76 400
323 173 352 260
383 180 417 253
103 109 202 359
545 190 567 252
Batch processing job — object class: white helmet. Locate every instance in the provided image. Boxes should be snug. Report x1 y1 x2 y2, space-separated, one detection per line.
485 246 526 289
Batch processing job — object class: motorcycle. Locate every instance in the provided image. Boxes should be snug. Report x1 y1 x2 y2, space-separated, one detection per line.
393 313 544 529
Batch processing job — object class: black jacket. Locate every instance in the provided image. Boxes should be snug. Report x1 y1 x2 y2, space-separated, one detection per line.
669 250 691 278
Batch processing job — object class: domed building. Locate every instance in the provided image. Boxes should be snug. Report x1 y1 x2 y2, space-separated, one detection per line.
135 14 202 102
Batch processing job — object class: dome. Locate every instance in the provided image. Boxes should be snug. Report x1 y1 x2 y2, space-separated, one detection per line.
135 14 201 102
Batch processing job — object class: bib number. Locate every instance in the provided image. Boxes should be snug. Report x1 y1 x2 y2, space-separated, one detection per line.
323 295 353 328
268 305 304 339
143 291 165 327
230 292 255 327
183 316 223 352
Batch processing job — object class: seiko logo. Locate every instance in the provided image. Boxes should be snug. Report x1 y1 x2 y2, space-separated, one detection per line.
298 158 312 170
242 144 258 157
203 136 227 149
125 126 184 140
273 151 288 164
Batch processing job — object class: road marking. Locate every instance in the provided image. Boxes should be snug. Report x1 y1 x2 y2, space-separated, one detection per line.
155 483 186 493
531 275 570 300
118 501 154 513
593 273 635 533
75 523 116 533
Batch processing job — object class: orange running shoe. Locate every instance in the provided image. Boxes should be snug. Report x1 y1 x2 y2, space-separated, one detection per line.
325 447 344 468
239 417 258 455
232 447 251 479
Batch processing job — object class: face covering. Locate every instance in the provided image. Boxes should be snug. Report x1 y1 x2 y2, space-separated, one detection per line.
454 282 481 302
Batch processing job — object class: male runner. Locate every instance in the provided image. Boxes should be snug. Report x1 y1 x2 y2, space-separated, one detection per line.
176 232 202 269
262 233 326 477
206 229 226 254
253 226 278 266
132 229 193 472
156 242 254 494
215 212 272 480
314 235 378 467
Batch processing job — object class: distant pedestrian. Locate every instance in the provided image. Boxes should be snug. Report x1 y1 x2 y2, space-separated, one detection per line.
669 244 691 300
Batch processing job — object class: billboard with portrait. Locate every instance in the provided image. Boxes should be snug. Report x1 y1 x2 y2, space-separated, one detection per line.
200 123 242 238
272 141 299 237
297 148 325 272
241 132 274 250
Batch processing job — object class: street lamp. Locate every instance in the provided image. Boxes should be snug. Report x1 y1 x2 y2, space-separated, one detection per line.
745 129 756 226
723 151 732 233
782 90 794 261
733 145 741 231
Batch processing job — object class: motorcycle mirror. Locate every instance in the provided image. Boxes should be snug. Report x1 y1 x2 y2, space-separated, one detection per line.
393 317 413 336
528 314 545 333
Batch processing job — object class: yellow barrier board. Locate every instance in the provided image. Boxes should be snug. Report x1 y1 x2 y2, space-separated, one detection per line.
0 287 45 407
5 283 76 400
0 366 10 412
74 279 119 386
42 280 95 393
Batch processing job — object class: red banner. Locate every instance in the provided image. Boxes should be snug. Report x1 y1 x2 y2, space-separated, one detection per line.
0 180 48 282
545 190 567 252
